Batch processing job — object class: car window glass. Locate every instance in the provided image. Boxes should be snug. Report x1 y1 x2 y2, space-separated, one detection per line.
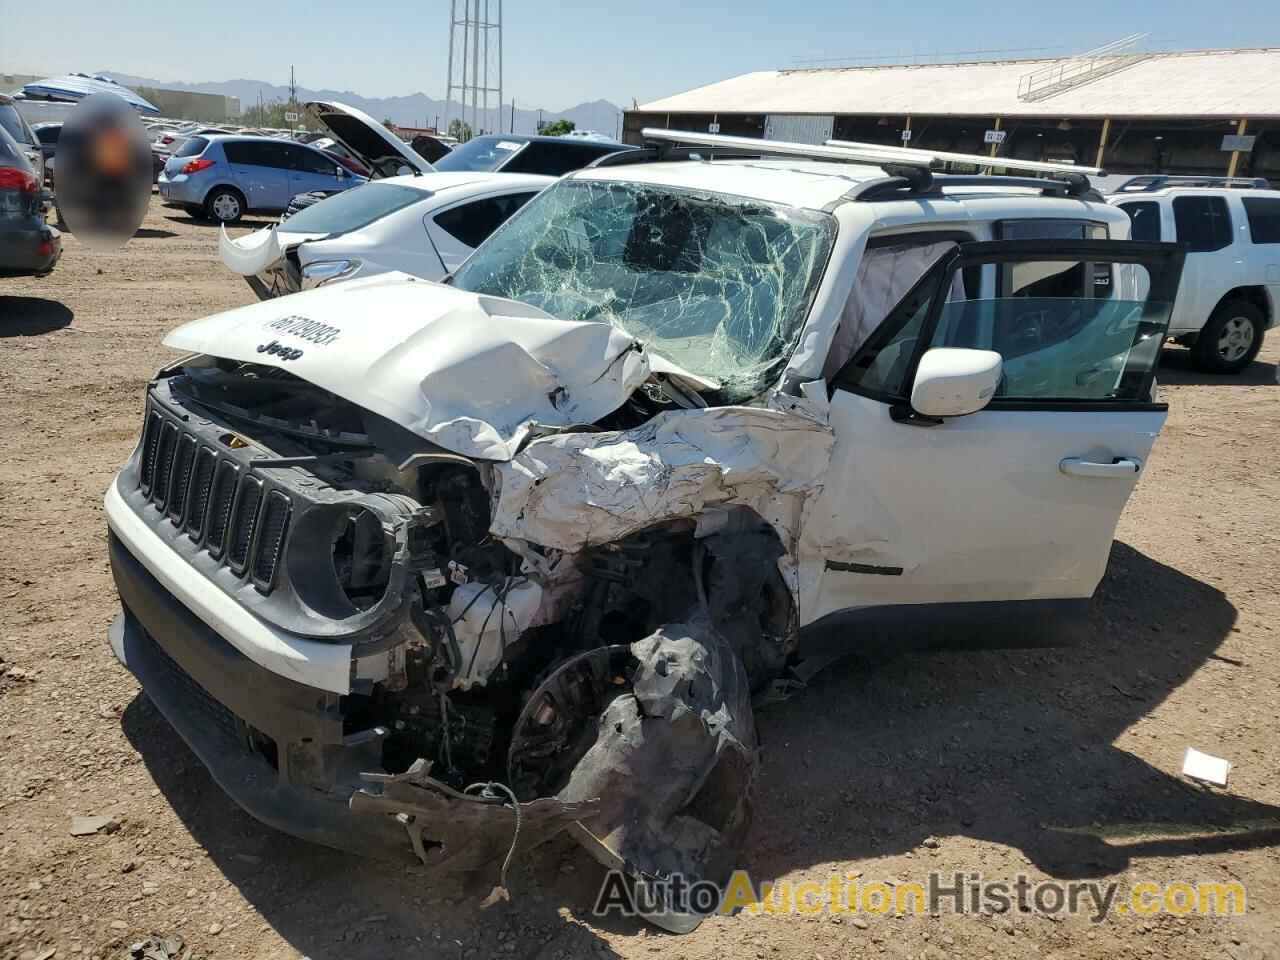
935 259 1163 402
839 252 1171 404
432 136 526 172
433 193 539 249
0 104 33 144
293 146 338 175
834 257 949 397
1172 195 1232 251
282 182 426 236
174 137 209 159
502 141 610 176
36 127 60 145
1242 197 1280 244
224 141 288 168
0 127 28 167
1118 201 1161 242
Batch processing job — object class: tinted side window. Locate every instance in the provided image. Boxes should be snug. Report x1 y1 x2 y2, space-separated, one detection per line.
224 141 287 168
1243 197 1280 244
433 193 539 249
1118 201 1162 242
0 104 33 145
1172 196 1232 252
290 146 338 174
502 141 606 176
35 127 61 145
174 136 209 158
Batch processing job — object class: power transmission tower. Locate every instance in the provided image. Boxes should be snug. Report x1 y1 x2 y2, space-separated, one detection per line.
445 0 503 136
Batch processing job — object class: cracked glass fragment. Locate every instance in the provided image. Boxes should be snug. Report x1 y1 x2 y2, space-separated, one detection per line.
452 179 836 402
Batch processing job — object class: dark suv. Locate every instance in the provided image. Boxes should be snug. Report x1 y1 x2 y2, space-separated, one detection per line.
432 134 633 176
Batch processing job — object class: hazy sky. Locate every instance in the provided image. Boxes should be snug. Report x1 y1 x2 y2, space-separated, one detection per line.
2 0 1277 109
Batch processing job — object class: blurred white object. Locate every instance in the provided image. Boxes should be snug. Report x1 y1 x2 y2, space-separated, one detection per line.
1181 747 1231 786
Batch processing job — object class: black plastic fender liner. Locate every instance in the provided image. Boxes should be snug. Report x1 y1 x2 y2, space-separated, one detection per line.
547 620 759 917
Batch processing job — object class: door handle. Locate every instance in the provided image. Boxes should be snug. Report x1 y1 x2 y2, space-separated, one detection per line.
1060 457 1141 478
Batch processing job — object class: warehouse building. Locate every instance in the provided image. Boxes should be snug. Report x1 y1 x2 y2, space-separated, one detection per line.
623 45 1280 179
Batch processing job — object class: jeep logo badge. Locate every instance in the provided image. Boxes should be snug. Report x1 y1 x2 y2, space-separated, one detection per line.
256 340 304 362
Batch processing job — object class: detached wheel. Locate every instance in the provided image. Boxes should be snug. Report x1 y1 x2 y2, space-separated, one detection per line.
1195 301 1264 374
204 187 245 224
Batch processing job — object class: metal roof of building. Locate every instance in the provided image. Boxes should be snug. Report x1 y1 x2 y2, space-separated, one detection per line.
637 48 1280 120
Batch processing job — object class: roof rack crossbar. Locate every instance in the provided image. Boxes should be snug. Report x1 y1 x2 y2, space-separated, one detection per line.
635 129 1107 201
641 128 943 171
825 138 1103 177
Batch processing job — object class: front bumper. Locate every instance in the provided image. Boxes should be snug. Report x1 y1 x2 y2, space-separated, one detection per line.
108 530 595 870
108 531 414 862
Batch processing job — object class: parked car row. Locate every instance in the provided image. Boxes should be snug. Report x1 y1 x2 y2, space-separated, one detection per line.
0 125 60 277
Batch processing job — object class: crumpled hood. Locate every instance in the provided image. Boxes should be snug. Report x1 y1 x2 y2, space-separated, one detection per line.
163 273 711 461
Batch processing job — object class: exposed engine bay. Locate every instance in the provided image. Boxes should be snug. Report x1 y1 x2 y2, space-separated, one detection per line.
128 351 805 920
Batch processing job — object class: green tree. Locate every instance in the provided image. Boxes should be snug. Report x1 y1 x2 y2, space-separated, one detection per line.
383 118 397 131
539 118 575 137
447 118 473 143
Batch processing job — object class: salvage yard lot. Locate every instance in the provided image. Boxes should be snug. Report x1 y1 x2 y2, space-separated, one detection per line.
2 197 1279 960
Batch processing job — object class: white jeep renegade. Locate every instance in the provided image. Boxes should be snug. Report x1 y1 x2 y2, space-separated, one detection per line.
104 136 1185 925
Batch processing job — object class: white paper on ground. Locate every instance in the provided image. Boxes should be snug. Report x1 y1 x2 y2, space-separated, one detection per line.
1181 747 1231 786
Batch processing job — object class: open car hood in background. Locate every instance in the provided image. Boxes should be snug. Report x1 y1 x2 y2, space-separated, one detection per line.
162 273 716 461
305 101 435 178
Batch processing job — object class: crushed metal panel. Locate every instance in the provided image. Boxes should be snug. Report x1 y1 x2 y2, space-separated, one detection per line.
490 400 834 569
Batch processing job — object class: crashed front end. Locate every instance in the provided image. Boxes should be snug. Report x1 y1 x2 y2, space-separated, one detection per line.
107 180 839 919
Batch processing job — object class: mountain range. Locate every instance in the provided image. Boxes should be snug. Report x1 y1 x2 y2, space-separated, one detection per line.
101 72 624 137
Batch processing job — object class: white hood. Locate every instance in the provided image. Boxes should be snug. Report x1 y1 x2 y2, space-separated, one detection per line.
163 274 714 461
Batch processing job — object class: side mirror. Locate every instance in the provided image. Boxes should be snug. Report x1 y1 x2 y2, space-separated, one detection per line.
910 348 1002 418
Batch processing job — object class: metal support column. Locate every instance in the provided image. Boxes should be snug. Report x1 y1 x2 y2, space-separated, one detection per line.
1095 117 1111 169
1227 118 1249 178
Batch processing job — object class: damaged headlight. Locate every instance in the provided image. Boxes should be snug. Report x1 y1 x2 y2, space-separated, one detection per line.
300 258 361 290
288 504 393 618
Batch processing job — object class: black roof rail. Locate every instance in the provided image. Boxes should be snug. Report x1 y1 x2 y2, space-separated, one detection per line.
1114 174 1272 193
854 173 1099 202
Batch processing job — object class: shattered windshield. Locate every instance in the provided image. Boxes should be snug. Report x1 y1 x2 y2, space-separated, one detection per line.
450 178 836 400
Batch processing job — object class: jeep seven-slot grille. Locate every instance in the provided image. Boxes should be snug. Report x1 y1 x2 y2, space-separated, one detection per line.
252 492 291 590
227 477 264 573
139 403 288 595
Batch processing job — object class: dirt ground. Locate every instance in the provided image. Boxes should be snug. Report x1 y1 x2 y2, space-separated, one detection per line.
2 197 1279 960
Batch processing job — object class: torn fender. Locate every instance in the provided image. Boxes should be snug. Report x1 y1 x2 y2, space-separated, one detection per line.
490 401 834 563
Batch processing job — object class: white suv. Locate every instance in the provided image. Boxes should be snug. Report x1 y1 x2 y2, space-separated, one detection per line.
1110 184 1280 373
104 135 1185 925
